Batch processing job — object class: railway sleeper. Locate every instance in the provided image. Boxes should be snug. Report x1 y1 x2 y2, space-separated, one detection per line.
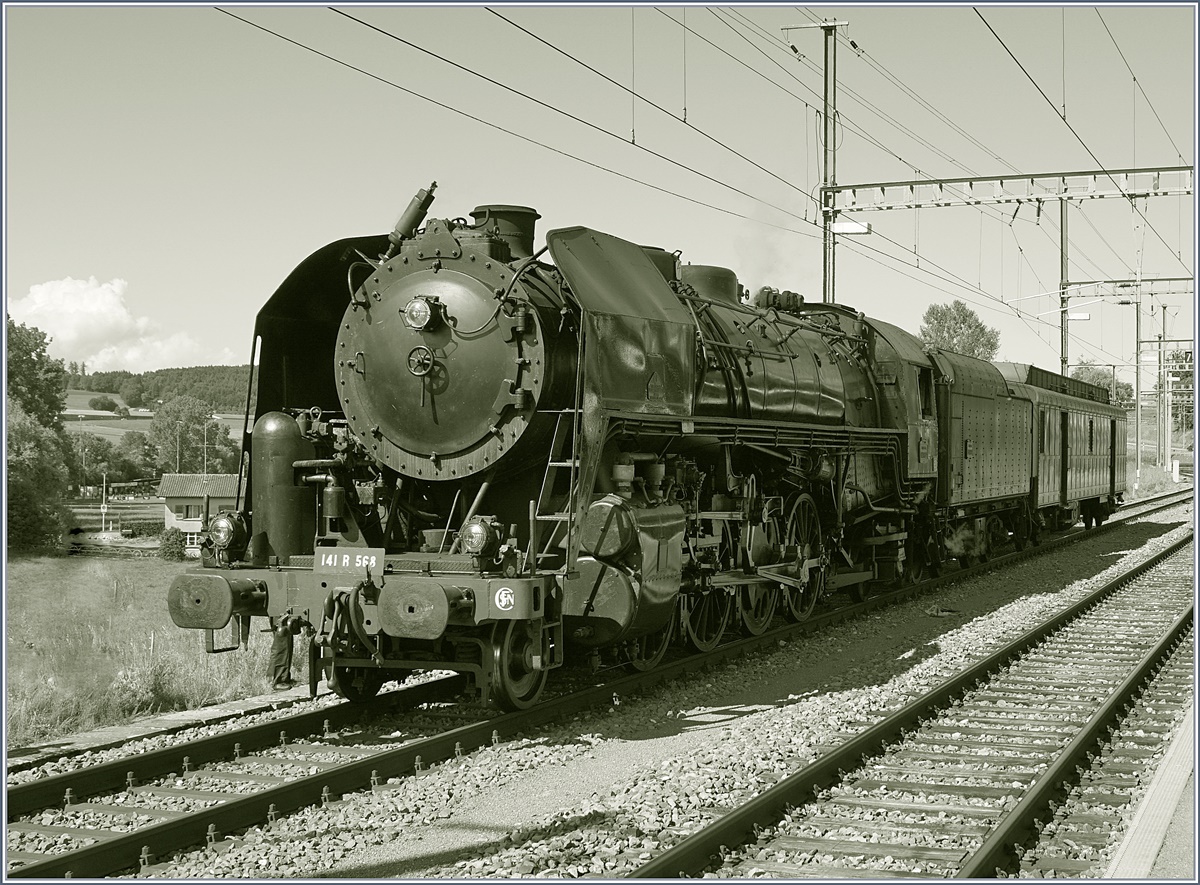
829 795 1002 818
897 747 1054 762
950 705 1094 719
6 822 123 842
1030 856 1101 873
182 770 288 785
773 836 969 863
1045 829 1113 848
849 778 1024 799
129 786 239 802
747 860 937 878
864 764 1036 783
63 801 185 819
791 815 990 838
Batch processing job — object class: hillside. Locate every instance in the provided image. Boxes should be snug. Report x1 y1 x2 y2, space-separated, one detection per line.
66 365 251 412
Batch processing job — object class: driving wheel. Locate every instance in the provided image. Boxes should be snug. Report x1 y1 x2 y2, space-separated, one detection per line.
781 493 824 621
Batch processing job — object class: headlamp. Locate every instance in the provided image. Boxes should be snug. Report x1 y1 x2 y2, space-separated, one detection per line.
208 511 248 557
403 297 437 331
459 517 497 557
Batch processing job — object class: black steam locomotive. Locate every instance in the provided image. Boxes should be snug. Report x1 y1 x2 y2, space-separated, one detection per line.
168 183 1126 708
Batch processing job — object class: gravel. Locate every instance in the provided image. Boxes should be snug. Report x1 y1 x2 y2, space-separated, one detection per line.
13 505 1192 878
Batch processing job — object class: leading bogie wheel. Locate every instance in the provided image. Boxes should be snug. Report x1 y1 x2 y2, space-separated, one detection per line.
627 604 676 672
781 493 824 621
491 620 548 711
681 589 732 652
329 665 386 703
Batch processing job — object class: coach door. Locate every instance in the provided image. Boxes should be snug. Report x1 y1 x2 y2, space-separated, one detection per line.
1038 407 1059 507
1059 410 1070 506
1109 418 1118 497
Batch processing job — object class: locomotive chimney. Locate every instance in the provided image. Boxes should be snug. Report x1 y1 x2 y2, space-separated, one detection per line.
470 205 540 260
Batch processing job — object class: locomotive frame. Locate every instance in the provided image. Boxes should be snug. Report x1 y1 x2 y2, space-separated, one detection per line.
168 184 1126 709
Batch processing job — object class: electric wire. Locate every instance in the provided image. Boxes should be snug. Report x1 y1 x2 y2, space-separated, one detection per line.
724 8 980 177
217 7 1144 365
330 4 1067 328
792 6 1178 286
213 8 818 239
811 18 1023 175
730 6 1117 281
485 8 818 208
974 8 1192 277
1095 9 1189 165
329 7 810 225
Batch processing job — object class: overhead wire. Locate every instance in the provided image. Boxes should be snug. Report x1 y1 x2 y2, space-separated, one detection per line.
217 6 1145 367
698 8 1131 342
724 8 981 176
973 8 1192 277
327 4 1065 326
727 6 1117 282
485 8 818 208
1095 9 1189 165
328 7 811 225
212 8 819 239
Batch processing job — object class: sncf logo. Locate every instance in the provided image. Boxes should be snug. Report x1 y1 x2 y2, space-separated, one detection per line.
494 587 516 612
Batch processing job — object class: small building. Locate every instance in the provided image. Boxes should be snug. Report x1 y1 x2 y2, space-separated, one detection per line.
157 474 240 554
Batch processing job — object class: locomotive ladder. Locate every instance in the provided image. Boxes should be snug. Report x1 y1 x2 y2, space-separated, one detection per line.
527 409 580 572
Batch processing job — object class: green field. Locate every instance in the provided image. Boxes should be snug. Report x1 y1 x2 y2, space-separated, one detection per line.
66 389 244 446
5 555 275 748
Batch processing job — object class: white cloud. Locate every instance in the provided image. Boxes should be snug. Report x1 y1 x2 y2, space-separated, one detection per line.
8 277 238 372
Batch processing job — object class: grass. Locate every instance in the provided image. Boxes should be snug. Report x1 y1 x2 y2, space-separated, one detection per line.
5 555 277 748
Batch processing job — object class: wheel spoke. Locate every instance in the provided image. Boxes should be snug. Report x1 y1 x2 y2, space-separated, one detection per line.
782 494 823 622
738 584 779 635
628 603 676 671
682 590 731 652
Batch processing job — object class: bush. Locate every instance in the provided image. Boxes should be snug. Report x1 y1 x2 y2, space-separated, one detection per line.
125 519 165 538
159 527 185 561
88 394 119 412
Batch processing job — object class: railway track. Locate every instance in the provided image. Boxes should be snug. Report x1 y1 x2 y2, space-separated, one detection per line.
5 490 1191 877
630 532 1194 878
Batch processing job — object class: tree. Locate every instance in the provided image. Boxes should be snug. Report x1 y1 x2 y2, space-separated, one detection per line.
148 396 238 474
7 315 67 430
7 398 71 551
88 394 120 412
918 300 1000 361
1071 361 1133 404
116 430 155 479
119 376 145 408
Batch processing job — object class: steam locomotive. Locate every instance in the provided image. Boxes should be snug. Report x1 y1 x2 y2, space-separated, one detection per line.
168 183 1126 709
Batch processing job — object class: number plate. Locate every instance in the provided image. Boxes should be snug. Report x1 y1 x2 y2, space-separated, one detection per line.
314 547 386 575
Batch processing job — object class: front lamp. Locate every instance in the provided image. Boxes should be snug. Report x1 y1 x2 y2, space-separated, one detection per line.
459 517 498 558
403 297 438 331
209 511 249 557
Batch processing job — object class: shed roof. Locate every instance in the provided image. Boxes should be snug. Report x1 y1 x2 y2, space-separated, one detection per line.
157 474 239 499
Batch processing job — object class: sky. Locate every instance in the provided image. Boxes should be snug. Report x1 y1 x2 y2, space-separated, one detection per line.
4 3 1196 395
